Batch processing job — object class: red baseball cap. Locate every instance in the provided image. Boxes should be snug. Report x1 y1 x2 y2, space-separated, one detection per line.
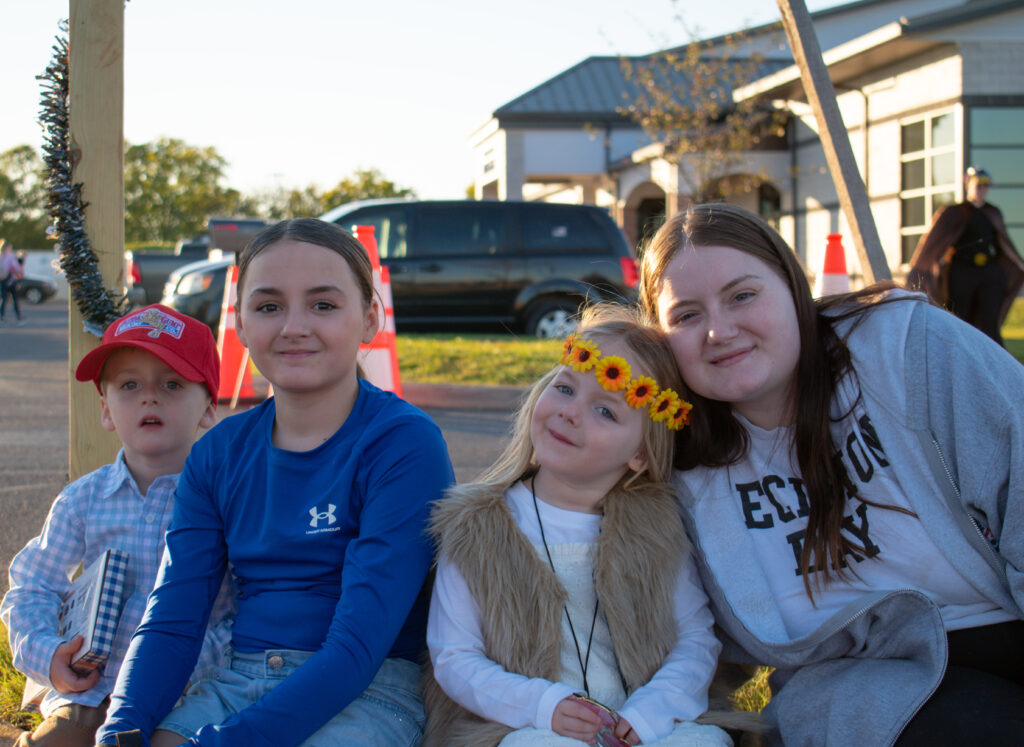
75 304 220 399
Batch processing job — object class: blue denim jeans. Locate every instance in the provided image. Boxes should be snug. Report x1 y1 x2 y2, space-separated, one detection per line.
158 649 425 746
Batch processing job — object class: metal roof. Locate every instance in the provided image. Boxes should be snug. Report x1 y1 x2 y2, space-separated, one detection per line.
487 0 1009 127
734 0 1021 102
493 55 790 126
902 0 1023 33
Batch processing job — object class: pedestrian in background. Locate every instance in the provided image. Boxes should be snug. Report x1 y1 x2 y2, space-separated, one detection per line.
1 239 26 325
907 166 1024 345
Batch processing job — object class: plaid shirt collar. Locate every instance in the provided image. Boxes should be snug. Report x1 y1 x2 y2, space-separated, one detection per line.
101 449 180 500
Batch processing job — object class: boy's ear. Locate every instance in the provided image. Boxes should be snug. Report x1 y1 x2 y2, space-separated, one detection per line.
199 396 217 431
627 448 648 475
98 395 117 433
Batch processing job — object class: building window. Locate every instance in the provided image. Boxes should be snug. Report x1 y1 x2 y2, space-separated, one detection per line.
969 106 1024 250
899 111 957 264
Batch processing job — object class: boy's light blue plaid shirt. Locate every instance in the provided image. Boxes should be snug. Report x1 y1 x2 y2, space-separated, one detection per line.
1 450 177 716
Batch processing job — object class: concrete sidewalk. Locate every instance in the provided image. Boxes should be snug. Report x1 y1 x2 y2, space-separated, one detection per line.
402 382 525 411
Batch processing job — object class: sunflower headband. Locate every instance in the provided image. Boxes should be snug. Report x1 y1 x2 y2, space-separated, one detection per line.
560 334 693 430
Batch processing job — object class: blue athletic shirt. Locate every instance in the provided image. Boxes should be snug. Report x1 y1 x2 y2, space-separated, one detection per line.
97 380 455 747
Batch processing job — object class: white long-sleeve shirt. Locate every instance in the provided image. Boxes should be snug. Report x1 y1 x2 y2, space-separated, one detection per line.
428 481 721 744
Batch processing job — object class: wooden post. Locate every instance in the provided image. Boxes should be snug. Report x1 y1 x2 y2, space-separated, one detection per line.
68 0 125 479
776 0 891 282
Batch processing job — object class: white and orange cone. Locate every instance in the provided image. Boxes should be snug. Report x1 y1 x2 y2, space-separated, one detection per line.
813 233 850 298
354 225 403 396
217 264 255 405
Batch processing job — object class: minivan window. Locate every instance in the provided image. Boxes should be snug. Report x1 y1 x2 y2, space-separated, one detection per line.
342 207 408 259
521 204 609 253
416 205 505 257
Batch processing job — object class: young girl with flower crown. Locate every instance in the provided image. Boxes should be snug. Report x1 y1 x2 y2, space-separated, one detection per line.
95 218 454 747
424 305 735 747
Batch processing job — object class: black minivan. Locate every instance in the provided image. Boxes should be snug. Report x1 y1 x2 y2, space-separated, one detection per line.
320 199 638 337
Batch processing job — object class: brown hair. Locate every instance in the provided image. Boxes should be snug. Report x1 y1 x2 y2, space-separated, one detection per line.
640 203 905 596
237 218 376 314
480 303 683 495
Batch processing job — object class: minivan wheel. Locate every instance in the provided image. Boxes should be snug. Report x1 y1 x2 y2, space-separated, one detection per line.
526 300 579 339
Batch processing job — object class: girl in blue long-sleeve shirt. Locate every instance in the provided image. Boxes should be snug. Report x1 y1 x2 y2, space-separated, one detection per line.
97 218 454 747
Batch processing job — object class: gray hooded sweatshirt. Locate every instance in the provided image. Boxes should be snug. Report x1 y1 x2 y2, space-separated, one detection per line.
674 292 1024 746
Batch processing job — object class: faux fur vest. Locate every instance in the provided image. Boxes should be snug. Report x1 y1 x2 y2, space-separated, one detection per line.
423 478 689 747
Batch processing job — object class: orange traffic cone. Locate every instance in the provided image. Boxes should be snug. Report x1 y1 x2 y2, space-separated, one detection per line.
354 225 403 396
217 264 255 405
813 233 850 298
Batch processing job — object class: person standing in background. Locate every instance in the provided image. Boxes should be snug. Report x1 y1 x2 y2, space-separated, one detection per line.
1 239 26 325
906 166 1024 345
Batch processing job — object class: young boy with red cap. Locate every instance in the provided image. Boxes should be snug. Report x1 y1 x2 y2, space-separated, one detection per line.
1 304 221 747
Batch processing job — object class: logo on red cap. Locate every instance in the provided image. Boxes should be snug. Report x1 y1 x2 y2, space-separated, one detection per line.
115 308 185 339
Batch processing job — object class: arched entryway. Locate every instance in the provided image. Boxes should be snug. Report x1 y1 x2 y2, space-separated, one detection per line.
622 182 666 253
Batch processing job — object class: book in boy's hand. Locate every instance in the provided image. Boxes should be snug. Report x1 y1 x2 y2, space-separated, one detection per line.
56 548 130 673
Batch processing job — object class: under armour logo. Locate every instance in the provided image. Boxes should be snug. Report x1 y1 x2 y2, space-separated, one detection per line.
309 504 337 528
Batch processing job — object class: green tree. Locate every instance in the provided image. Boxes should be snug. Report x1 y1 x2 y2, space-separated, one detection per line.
248 168 415 220
0 145 49 248
320 168 415 211
249 185 326 221
620 18 788 204
124 138 243 242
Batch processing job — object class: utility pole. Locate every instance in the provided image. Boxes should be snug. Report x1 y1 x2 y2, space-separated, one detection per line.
68 0 125 478
776 0 891 282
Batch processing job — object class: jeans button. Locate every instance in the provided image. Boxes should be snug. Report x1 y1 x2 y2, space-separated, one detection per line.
267 655 284 671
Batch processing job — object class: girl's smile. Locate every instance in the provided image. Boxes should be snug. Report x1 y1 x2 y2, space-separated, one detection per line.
655 244 801 429
236 240 378 402
529 338 648 512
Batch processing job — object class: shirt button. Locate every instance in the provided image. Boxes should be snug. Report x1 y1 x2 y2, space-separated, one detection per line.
144 514 156 524
268 655 284 671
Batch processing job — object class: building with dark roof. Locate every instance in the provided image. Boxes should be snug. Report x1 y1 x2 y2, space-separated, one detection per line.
471 0 1024 282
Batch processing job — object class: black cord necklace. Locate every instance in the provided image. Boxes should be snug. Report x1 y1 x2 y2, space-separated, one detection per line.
530 473 600 697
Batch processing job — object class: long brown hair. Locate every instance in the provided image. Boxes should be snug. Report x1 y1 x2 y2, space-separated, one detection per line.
640 203 905 596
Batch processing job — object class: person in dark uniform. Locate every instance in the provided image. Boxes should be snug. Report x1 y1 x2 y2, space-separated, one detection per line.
907 167 1024 346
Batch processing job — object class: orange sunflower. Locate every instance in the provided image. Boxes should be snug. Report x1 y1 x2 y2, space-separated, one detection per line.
668 398 693 430
560 334 578 366
649 389 682 424
568 338 600 372
595 356 631 392
625 376 659 408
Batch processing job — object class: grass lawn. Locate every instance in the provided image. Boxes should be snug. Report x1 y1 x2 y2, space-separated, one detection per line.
1003 298 1024 363
395 333 561 386
0 622 39 732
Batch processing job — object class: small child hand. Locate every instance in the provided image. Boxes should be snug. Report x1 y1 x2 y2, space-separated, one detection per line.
614 716 641 745
49 635 100 694
552 696 604 743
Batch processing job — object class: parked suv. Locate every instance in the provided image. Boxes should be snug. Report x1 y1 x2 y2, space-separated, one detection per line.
320 199 638 337
160 257 234 338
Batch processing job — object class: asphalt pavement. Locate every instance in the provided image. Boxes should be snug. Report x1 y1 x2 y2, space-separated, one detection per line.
0 300 519 596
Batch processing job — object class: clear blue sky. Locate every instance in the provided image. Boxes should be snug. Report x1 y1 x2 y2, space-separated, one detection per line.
2 0 837 200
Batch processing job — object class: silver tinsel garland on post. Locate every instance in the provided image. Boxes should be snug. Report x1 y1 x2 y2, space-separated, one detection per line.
38 25 130 336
